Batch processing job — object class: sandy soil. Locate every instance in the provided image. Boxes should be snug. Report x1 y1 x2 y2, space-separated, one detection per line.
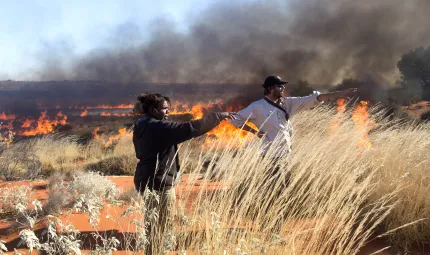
0 176 399 254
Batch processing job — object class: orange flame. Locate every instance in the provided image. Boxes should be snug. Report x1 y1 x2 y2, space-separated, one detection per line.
204 121 258 148
1 122 13 129
169 101 221 119
92 127 129 147
330 99 346 132
80 109 88 117
21 118 35 128
0 112 16 121
352 101 375 149
330 100 375 149
70 104 134 109
337 99 346 113
99 112 133 117
169 101 256 148
56 111 68 125
191 105 204 120
20 111 68 136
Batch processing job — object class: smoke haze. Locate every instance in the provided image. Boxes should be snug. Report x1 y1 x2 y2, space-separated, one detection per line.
33 0 430 86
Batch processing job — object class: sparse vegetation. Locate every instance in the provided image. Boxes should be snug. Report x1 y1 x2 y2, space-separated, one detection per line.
0 104 429 254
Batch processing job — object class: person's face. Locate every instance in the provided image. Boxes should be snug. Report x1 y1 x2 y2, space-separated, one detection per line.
270 84 285 98
150 100 170 120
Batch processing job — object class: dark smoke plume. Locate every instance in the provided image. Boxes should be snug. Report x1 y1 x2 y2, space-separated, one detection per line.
34 0 430 86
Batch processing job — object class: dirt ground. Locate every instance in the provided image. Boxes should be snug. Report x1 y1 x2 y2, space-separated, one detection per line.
0 175 398 255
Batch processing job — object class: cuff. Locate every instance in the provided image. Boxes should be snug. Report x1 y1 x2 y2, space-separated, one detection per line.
313 91 322 103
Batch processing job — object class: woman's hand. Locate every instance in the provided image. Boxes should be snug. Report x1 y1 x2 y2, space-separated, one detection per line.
219 112 236 120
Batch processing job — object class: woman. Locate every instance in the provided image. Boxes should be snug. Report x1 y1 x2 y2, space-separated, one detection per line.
133 93 232 254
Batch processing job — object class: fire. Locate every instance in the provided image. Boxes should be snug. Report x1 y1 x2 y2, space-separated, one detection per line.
69 104 134 109
80 109 88 117
191 105 204 120
331 100 375 149
169 101 222 119
330 99 347 132
56 111 68 125
21 118 35 128
20 111 68 136
1 122 13 129
0 112 16 121
92 127 129 147
99 112 134 117
169 101 256 147
352 101 375 149
337 99 346 113
205 121 258 148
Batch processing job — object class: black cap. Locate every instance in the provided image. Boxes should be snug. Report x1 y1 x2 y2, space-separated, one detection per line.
262 75 288 88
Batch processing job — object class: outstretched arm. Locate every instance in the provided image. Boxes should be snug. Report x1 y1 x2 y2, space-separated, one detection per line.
153 112 233 147
230 104 265 138
317 88 358 102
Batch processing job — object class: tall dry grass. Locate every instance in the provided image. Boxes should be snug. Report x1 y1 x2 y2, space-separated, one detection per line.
1 104 429 253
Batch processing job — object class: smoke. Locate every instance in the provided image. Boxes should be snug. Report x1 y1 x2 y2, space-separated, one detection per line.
34 0 430 86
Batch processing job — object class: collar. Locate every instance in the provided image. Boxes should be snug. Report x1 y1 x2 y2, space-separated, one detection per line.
263 97 289 120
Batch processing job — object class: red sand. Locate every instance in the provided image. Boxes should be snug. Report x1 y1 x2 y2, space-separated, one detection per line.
0 176 395 254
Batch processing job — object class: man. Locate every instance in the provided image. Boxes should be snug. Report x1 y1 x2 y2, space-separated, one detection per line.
133 93 233 255
231 75 357 155
230 76 357 230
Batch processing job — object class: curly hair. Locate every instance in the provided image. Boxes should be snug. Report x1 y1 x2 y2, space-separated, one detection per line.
133 93 171 115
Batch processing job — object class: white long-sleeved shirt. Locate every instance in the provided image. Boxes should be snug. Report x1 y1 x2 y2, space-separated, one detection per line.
230 91 322 154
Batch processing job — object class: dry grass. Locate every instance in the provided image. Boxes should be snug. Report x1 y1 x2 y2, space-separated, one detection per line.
1 104 429 253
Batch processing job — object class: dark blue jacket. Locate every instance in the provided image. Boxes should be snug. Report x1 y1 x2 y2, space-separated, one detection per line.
133 113 223 191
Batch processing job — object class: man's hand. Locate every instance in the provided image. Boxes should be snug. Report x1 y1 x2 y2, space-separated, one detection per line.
317 88 358 102
256 131 265 138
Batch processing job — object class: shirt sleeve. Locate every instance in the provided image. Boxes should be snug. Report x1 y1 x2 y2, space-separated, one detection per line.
230 103 256 128
153 112 223 147
284 91 321 116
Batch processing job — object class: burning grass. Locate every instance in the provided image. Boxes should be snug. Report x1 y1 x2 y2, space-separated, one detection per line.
0 104 429 253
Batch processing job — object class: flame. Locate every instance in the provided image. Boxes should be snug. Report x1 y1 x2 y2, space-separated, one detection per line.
169 101 192 115
169 101 222 119
337 99 346 113
330 99 346 132
191 105 204 120
70 104 134 109
169 101 256 147
20 111 68 136
80 109 88 117
0 112 16 121
352 101 375 149
99 112 134 117
204 121 258 148
56 111 68 125
1 122 13 129
21 118 35 128
330 100 375 149
93 127 129 147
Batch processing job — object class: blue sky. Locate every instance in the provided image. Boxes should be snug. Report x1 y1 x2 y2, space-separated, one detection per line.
0 0 248 79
